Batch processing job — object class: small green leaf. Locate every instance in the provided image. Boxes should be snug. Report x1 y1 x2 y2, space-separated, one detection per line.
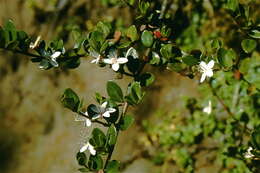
107 81 124 102
92 128 106 148
87 104 100 119
61 88 81 112
225 0 238 12
118 115 134 131
126 25 139 42
141 30 153 47
217 48 236 68
125 82 145 105
160 44 172 59
149 52 161 65
76 152 87 166
211 39 222 49
248 29 260 39
105 160 120 173
136 72 155 87
106 125 117 146
241 39 257 53
251 127 260 150
182 55 199 66
88 155 103 171
96 21 111 38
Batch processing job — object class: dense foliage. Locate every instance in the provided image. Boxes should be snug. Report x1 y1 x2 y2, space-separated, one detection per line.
0 0 259 172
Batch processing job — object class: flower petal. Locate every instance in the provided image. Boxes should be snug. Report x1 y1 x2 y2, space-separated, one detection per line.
206 70 213 77
103 111 111 118
85 119 92 127
112 63 120 71
50 59 59 67
107 108 116 113
199 61 207 71
200 73 207 83
79 144 89 153
103 59 113 64
207 60 215 69
51 51 61 59
88 144 96 155
101 101 108 109
117 58 128 64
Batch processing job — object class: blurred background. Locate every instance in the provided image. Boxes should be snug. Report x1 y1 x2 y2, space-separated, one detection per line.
1 0 259 173
0 0 198 172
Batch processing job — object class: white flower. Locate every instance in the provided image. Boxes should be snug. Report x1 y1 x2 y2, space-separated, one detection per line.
203 100 212 115
49 51 61 67
104 50 128 71
125 47 138 59
80 142 96 155
199 60 214 83
244 147 255 159
89 50 101 64
98 101 116 118
74 112 92 127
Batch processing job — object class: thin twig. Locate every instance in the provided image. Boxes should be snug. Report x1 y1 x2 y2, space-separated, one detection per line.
78 111 109 127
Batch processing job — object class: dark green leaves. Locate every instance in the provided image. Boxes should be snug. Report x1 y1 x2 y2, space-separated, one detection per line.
125 82 145 105
91 128 107 148
141 30 153 47
248 29 260 39
87 104 100 119
107 81 124 102
118 115 134 131
77 152 87 166
182 55 199 66
61 88 82 112
241 39 257 53
106 125 117 146
88 155 103 171
136 72 155 87
217 48 236 68
251 127 260 150
105 160 120 173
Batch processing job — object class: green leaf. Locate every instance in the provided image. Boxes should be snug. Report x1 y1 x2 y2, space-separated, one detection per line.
126 25 139 42
105 160 120 173
88 155 103 171
136 72 155 87
87 104 100 119
96 21 111 38
76 152 87 166
239 58 250 74
92 128 106 148
160 44 172 59
106 124 117 146
225 0 238 12
217 48 236 68
248 29 260 39
118 115 134 131
149 52 161 65
251 127 260 150
61 88 81 112
182 55 199 66
211 39 222 49
125 82 145 105
241 39 257 53
141 30 153 47
107 81 124 102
